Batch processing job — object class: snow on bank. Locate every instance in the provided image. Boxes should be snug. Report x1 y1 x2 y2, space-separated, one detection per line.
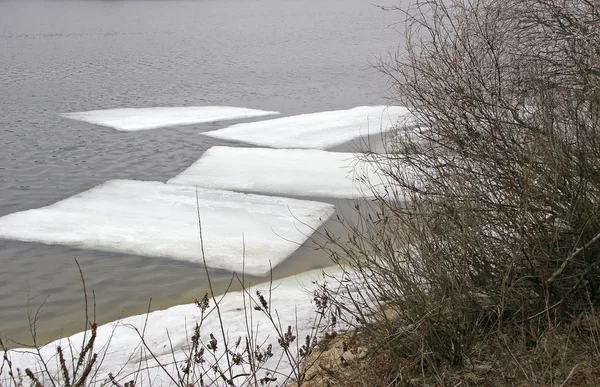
61 106 280 131
0 180 334 275
167 146 381 199
201 106 412 149
2 267 355 386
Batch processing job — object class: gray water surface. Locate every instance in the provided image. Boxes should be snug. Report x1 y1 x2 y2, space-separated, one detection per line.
0 0 401 346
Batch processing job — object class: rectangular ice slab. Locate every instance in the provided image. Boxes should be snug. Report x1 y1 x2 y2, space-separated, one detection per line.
0 180 334 275
168 146 380 198
201 105 412 149
61 106 280 131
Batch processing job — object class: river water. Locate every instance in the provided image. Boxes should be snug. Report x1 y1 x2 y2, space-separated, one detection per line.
0 0 401 346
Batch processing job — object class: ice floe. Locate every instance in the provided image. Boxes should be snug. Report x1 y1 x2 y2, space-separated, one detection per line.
0 180 334 275
1 267 359 386
61 106 280 131
167 146 381 198
201 106 412 149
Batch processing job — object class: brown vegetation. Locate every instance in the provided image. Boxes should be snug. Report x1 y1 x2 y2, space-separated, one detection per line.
314 0 600 385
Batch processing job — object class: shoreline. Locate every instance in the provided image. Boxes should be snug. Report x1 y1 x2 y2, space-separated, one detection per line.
1 265 352 386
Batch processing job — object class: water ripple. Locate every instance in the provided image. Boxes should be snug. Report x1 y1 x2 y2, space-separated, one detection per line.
0 0 402 345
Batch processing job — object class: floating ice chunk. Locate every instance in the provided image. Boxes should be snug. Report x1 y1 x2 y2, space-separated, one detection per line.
167 146 380 198
61 106 280 131
0 180 334 275
202 106 412 149
2 267 360 386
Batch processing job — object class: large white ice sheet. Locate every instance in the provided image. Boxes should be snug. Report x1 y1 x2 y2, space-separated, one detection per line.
1 267 360 386
201 106 412 149
61 106 280 131
167 146 380 198
0 180 334 275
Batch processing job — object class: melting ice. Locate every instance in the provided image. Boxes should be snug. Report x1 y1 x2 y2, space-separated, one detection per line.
1 267 358 386
0 180 334 275
168 146 381 198
61 106 280 131
202 105 412 149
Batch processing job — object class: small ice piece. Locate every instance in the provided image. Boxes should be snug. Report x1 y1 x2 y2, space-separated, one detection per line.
0 180 334 275
61 106 280 131
167 146 380 198
201 105 412 149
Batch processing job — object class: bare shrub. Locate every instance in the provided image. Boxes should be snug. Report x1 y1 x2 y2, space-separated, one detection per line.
319 0 600 382
0 259 103 387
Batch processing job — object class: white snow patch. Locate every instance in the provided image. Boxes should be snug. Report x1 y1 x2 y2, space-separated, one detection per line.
61 106 280 131
201 106 413 149
167 146 381 199
1 267 358 386
0 180 334 275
